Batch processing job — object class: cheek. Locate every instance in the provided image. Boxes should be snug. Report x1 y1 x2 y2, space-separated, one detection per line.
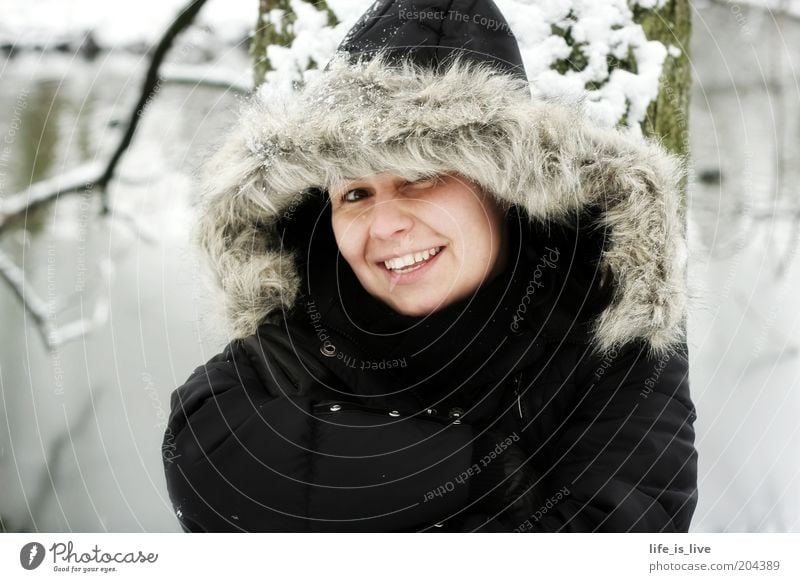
451 204 491 240
456 204 503 262
332 216 364 266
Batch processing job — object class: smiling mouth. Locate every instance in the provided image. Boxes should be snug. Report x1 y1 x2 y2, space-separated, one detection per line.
381 246 443 273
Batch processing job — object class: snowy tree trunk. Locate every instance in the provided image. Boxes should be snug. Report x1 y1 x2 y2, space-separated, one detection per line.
549 0 691 205
636 0 692 160
553 1 691 159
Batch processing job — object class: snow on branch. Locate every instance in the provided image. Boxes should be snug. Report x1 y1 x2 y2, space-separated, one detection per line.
498 0 675 132
0 249 108 350
0 161 104 231
0 0 210 347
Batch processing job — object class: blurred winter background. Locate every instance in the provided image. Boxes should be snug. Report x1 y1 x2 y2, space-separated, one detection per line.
0 0 798 532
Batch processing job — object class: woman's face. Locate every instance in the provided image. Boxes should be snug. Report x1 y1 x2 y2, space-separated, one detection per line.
330 173 508 316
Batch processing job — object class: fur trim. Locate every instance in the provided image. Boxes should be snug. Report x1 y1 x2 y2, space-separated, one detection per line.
196 54 687 354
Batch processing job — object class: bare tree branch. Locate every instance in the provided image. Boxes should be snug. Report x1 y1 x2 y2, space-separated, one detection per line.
0 0 210 232
0 0 210 345
96 0 210 212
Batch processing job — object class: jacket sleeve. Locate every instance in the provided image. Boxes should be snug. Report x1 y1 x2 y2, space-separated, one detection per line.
450 340 698 532
162 323 479 532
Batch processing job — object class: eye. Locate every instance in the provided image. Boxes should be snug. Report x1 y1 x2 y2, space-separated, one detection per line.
408 176 443 189
341 188 369 203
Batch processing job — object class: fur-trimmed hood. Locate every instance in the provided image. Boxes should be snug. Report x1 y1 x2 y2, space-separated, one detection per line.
195 54 687 354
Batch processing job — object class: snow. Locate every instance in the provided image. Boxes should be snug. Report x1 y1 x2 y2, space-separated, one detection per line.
20 0 796 132
498 0 673 133
0 0 692 132
2 0 800 535
0 0 257 46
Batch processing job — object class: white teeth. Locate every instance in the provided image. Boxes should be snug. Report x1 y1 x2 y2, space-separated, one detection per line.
383 247 441 271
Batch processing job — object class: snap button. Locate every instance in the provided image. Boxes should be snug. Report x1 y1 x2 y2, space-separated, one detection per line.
425 408 437 416
388 410 400 417
329 404 342 412
320 343 336 357
448 407 464 419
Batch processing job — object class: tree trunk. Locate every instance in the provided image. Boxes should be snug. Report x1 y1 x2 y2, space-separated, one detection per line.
636 0 692 161
551 0 691 206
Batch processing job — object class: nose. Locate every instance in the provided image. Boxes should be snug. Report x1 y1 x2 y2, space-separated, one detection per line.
368 198 415 240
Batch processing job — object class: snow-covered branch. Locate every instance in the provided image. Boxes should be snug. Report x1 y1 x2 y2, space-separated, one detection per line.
0 161 104 232
0 249 108 350
95 0 210 212
1 0 211 231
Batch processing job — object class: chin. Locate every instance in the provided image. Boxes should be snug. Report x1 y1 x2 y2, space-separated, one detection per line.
385 295 450 317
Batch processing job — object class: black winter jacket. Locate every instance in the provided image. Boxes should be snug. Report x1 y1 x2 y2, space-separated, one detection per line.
163 0 698 532
165 213 697 532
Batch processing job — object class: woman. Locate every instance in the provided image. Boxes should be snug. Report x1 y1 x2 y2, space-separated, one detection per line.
163 0 697 532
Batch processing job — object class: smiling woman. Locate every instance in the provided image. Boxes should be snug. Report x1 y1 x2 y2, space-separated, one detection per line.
330 173 509 315
163 0 697 533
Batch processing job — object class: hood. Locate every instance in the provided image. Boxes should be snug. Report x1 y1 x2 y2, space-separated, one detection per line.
194 3 687 355
334 0 527 82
